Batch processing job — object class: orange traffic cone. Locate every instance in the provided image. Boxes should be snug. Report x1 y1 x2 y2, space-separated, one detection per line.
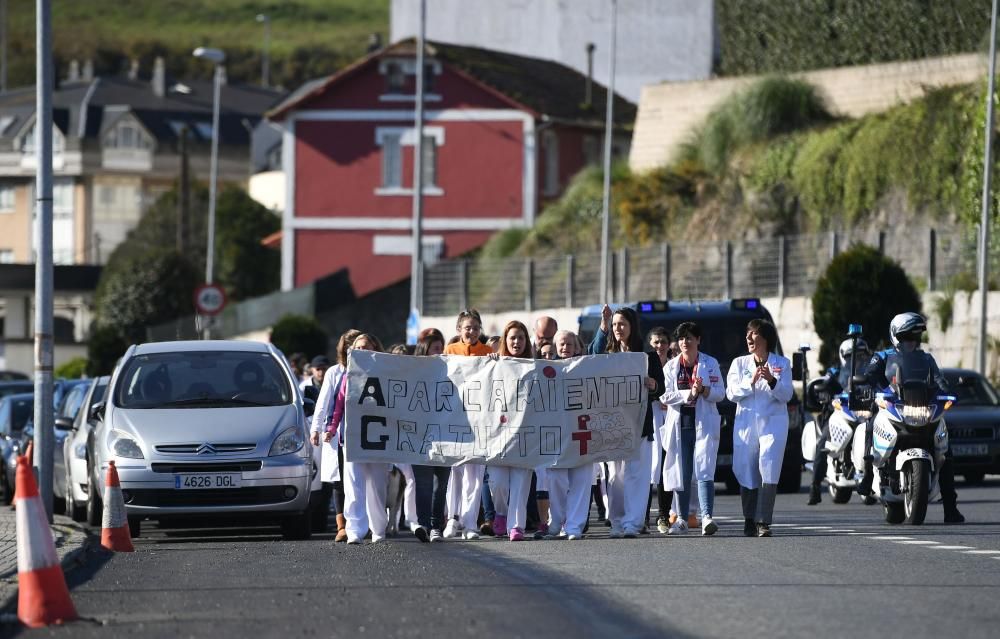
14 454 78 628
100 461 134 552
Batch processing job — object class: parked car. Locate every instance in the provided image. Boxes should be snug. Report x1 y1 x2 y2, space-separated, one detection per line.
0 371 29 381
578 299 804 494
63 376 109 522
90 340 316 539
941 368 1000 484
0 392 33 502
0 380 34 399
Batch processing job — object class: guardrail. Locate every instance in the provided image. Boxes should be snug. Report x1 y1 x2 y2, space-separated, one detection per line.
422 226 979 316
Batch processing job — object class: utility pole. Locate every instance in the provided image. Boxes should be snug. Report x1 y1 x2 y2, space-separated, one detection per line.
256 14 271 88
978 0 999 375
409 0 426 317
33 0 55 522
1 0 7 93
599 0 618 303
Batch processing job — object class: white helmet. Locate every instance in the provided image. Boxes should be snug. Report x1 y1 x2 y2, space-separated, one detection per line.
889 312 926 348
838 338 870 365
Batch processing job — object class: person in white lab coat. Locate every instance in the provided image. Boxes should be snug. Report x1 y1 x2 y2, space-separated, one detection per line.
659 322 725 536
726 319 793 538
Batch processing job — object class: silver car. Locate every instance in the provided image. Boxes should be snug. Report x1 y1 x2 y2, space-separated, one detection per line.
90 340 315 540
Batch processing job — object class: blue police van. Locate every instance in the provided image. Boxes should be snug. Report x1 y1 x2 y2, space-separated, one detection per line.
578 299 803 494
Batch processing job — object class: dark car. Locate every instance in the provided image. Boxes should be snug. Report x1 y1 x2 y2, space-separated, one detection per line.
0 381 34 399
941 368 1000 484
578 298 803 494
0 392 34 502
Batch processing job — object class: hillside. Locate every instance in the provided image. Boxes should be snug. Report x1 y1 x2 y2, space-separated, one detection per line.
3 0 389 89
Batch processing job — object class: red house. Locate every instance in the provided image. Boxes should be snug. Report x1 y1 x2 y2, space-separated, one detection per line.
268 39 634 296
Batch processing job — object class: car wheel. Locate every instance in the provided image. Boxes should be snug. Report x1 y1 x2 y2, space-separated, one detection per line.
0 463 12 505
963 471 986 485
66 474 86 522
281 509 313 540
86 467 103 527
127 516 141 539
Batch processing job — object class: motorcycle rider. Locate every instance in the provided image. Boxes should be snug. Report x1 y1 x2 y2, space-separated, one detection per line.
858 312 964 523
807 337 871 505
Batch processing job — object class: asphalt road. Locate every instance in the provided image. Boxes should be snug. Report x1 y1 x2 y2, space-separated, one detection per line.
9 472 1000 639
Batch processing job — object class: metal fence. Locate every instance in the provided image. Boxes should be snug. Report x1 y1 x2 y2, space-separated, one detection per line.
422 226 981 316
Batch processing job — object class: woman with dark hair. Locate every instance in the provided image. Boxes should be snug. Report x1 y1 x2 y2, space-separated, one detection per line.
410 329 451 542
726 318 793 538
588 304 665 538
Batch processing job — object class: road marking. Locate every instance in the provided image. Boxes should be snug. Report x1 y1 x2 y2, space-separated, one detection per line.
846 532 874 535
962 550 1000 555
769 524 795 527
826 529 855 533
930 545 974 550
871 536 914 540
895 540 939 545
793 526 833 530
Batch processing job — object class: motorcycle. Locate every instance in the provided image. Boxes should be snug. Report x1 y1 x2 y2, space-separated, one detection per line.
850 353 954 525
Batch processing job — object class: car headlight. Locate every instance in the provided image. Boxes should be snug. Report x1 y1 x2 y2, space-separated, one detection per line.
73 443 87 459
269 426 305 457
110 432 144 459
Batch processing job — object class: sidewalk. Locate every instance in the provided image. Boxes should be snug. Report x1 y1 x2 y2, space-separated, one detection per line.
0 506 90 612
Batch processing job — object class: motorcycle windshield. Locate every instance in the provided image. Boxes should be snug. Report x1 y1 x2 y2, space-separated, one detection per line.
886 351 933 405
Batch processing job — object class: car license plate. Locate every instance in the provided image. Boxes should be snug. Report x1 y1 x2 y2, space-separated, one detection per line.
717 454 733 466
174 473 242 489
951 444 989 457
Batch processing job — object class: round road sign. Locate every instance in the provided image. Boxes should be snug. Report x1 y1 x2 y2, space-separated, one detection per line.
194 284 227 316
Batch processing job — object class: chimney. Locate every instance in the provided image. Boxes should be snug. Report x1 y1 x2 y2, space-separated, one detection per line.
367 33 382 53
67 59 80 82
82 59 94 81
585 43 596 108
152 56 166 97
127 59 139 80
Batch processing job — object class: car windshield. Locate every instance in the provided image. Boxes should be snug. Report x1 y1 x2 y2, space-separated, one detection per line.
58 383 89 419
943 372 1000 406
115 351 292 409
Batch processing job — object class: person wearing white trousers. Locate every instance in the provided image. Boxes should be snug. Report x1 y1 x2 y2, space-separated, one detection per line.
444 463 485 538
325 333 392 544
397 464 419 532
588 305 666 538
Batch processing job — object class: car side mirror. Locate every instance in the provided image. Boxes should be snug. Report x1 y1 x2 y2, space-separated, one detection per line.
90 401 106 422
792 352 805 382
302 396 316 418
54 416 74 431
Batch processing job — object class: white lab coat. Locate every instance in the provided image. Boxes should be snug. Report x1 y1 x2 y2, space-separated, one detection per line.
726 352 794 487
310 363 345 483
659 353 725 491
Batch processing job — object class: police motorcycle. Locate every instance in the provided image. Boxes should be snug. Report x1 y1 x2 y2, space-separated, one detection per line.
850 350 955 525
802 327 877 504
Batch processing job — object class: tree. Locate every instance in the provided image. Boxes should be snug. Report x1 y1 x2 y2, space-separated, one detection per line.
270 315 329 359
94 249 200 343
55 357 88 379
812 245 921 367
86 323 128 376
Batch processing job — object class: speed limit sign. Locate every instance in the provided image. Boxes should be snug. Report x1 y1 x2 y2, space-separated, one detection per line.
194 284 227 316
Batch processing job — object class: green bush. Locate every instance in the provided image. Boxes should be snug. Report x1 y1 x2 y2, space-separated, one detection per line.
55 357 88 380
812 245 922 366
270 315 329 359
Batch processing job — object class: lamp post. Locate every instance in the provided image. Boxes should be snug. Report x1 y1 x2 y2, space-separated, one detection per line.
192 46 224 338
256 14 270 88
599 0 618 303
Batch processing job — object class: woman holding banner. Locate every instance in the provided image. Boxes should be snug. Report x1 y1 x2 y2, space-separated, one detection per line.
588 305 665 538
326 333 391 544
659 322 725 536
486 320 536 541
442 309 493 540
410 329 451 543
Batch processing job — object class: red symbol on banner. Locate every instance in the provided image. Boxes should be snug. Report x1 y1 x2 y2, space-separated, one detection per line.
572 414 592 455
543 366 556 379
499 415 507 424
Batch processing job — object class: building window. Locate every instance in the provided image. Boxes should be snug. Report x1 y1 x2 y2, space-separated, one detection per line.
0 249 14 264
20 123 65 154
583 135 601 166
385 62 405 94
0 184 14 212
542 130 559 196
381 132 402 188
104 120 153 150
421 135 437 188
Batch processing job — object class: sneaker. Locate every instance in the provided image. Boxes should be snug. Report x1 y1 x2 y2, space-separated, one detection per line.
371 535 385 544
609 525 624 538
701 516 718 536
656 517 670 534
346 537 362 545
533 522 549 540
743 518 756 537
566 533 580 541
429 529 443 542
493 515 507 537
757 523 772 537
409 521 422 533
443 519 461 539
479 521 495 537
413 526 429 543
463 529 480 540
623 527 639 539
668 520 689 535
509 527 525 541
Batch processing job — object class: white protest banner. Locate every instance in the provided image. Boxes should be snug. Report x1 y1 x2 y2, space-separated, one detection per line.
343 350 648 469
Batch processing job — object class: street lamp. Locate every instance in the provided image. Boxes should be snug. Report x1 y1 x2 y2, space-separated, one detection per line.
192 46 224 339
256 14 270 88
